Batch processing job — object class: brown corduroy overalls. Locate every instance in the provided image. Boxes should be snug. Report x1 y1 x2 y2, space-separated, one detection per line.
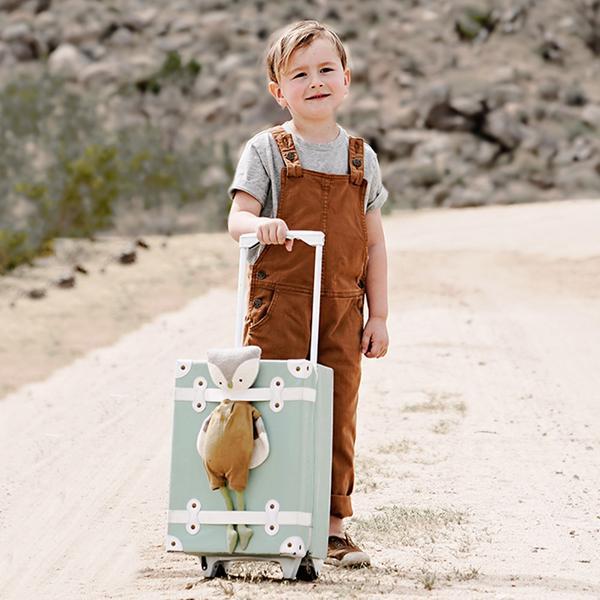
242 125 368 519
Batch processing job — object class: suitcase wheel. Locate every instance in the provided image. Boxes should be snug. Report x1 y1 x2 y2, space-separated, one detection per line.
295 555 321 581
198 555 227 578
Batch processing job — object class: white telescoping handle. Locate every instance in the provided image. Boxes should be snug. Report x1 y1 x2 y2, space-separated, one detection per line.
235 230 325 367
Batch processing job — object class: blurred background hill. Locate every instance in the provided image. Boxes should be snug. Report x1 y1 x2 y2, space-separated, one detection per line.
1 0 600 272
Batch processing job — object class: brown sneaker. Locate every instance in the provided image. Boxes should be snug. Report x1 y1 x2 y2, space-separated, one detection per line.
326 533 371 568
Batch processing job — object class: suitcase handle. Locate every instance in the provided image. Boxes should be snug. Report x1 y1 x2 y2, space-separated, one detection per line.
235 230 325 367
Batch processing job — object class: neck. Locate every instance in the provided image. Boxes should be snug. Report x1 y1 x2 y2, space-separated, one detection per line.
289 117 339 144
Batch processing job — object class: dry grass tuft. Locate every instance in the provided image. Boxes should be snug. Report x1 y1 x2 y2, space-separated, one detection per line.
352 504 468 547
402 391 467 415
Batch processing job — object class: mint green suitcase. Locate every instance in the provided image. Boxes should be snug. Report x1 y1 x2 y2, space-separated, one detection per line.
166 231 333 580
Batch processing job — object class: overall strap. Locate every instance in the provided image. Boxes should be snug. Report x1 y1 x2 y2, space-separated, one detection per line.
348 136 365 186
271 126 303 177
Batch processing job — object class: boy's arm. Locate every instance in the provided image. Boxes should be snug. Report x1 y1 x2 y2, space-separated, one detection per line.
361 208 389 358
228 190 293 250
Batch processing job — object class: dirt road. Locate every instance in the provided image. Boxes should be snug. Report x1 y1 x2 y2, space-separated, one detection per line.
1 200 599 599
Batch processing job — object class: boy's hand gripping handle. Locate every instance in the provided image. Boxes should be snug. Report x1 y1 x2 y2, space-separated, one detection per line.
235 231 325 367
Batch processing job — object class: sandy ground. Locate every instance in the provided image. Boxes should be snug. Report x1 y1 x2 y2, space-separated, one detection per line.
1 199 599 599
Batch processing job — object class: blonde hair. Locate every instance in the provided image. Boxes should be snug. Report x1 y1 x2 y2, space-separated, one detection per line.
265 20 348 84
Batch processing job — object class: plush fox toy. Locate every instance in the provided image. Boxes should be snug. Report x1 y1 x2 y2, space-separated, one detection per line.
197 345 269 552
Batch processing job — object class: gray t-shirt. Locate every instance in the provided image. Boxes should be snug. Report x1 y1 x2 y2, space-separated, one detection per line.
228 120 388 263
229 121 388 218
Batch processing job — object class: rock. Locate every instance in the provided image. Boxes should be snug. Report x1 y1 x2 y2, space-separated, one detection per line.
417 81 450 121
483 108 524 150
349 96 380 130
454 5 498 43
194 75 220 100
27 288 46 300
581 104 600 128
486 84 525 109
194 98 229 124
512 152 554 189
562 84 588 107
123 8 159 31
108 27 135 47
0 0 27 10
409 162 443 188
553 138 596 166
381 161 410 194
381 105 419 130
537 34 564 64
349 55 368 84
48 43 88 78
444 186 486 208
170 13 201 34
495 181 542 205
538 78 561 102
55 273 75 289
378 130 428 160
233 80 259 110
7 39 38 60
424 100 475 132
459 138 499 167
425 183 452 208
78 61 121 86
2 22 32 43
553 163 600 193
451 96 486 117
74 264 88 275
0 41 10 64
2 21 40 61
118 248 137 265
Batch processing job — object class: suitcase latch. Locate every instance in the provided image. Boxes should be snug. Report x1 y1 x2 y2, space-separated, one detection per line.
186 498 202 535
192 377 207 412
270 377 285 412
265 499 280 535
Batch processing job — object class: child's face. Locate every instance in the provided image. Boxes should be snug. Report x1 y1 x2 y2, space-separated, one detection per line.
269 36 350 123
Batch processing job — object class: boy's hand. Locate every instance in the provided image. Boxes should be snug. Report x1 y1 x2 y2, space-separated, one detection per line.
361 316 389 358
256 218 293 251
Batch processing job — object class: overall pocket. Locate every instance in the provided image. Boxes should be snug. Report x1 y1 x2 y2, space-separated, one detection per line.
247 286 279 330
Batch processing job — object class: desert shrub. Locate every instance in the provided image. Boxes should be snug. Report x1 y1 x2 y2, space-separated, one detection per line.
134 50 202 96
455 5 498 42
0 69 226 274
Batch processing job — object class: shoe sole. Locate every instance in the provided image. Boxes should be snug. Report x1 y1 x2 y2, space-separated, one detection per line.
325 551 371 568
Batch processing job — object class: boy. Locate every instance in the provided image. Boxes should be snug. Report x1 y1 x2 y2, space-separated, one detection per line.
227 20 389 568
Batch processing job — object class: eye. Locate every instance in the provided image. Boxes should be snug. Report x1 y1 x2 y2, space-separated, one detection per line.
321 67 333 72
238 378 243 382
293 72 305 79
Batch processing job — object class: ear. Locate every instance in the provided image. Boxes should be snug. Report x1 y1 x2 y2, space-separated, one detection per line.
268 80 286 108
343 67 351 96
231 357 260 389
207 363 227 389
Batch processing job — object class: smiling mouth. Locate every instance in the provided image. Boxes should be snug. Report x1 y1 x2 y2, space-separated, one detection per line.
307 94 330 100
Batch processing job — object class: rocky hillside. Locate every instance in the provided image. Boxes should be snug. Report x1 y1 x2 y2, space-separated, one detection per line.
1 0 600 211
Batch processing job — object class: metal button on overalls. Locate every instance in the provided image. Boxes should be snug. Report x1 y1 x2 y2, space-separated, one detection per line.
243 126 368 520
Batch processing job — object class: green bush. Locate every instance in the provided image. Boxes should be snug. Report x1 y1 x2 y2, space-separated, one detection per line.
0 68 225 275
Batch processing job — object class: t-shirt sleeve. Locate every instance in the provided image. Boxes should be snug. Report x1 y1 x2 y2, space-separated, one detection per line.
365 148 389 213
227 139 270 207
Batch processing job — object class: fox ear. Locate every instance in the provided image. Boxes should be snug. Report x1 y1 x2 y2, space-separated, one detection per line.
231 357 260 389
207 363 227 389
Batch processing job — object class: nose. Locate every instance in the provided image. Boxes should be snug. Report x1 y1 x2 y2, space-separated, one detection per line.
227 381 233 389
309 73 324 88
